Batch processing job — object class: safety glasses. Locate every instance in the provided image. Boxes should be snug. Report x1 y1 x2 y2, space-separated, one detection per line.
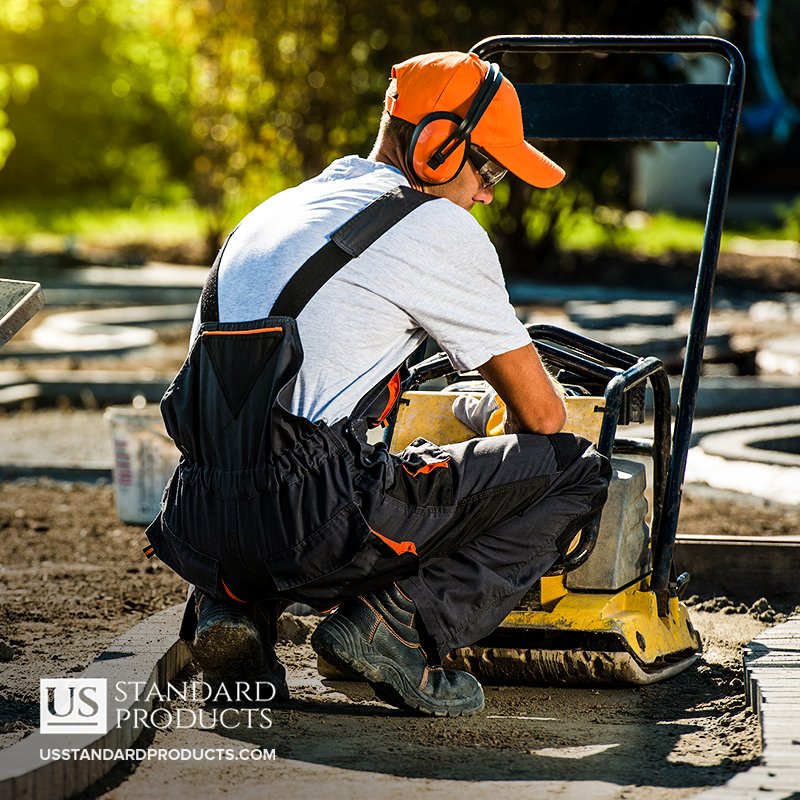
467 145 508 189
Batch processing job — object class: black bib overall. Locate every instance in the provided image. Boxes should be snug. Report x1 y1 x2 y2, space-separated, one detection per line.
145 184 611 659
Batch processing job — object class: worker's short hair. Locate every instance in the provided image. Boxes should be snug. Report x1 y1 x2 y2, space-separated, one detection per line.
383 112 416 154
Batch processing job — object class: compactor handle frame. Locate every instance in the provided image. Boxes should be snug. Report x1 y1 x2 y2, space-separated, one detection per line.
526 324 672 574
468 34 745 614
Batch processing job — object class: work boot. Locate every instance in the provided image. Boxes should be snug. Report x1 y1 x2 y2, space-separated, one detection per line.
191 591 289 702
310 584 484 717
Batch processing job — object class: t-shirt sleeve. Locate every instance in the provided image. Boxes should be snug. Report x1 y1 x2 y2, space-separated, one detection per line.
393 200 532 372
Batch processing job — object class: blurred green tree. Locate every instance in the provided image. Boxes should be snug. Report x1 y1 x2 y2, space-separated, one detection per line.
715 0 800 196
185 0 695 265
0 62 38 171
1 0 697 267
0 3 40 170
0 0 193 204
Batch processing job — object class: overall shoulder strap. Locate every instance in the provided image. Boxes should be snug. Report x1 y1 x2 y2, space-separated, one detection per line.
198 226 238 325
200 185 433 325
199 186 432 324
270 185 434 318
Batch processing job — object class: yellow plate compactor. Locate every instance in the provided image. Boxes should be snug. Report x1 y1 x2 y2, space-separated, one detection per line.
377 324 702 686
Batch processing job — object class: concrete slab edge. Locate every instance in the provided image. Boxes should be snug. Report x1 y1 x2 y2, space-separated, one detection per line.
700 424 800 469
674 536 800 600
0 604 188 800
0 280 44 350
0 376 171 410
690 613 800 799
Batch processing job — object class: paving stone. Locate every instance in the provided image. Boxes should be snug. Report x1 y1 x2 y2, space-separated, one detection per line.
761 755 800 770
726 766 800 790
714 616 800 798
564 299 681 329
762 711 800 728
761 722 800 735
11 774 35 800
762 751 800 764
749 656 800 664
35 761 65 800
757 669 800 680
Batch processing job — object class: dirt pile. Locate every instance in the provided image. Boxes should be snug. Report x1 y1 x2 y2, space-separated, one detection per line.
0 479 185 749
685 594 790 624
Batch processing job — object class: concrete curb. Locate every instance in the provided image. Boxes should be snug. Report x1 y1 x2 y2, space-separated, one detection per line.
690 404 800 444
1 263 207 310
744 614 800 771
0 370 172 410
4 304 195 359
675 535 800 601
0 279 44 350
0 465 112 482
0 604 188 800
691 613 800 799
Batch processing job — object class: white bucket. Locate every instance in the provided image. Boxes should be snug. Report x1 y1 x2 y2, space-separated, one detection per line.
104 405 180 525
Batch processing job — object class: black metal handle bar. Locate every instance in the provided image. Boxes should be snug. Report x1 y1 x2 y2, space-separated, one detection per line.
470 34 744 614
398 329 673 579
407 329 631 390
471 35 744 82
526 324 639 370
405 352 458 389
534 341 619 384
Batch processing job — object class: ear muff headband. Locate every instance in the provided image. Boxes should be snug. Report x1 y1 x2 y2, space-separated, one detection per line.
431 63 503 167
407 62 504 186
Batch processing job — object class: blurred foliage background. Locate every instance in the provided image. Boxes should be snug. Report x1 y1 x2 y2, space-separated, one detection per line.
0 0 797 269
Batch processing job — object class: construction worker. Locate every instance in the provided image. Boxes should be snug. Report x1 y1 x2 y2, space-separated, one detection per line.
145 51 610 717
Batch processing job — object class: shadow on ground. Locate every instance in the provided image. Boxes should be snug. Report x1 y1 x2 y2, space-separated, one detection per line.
210 656 756 791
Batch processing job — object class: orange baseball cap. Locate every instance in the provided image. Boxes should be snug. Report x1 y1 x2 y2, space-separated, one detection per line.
386 51 565 189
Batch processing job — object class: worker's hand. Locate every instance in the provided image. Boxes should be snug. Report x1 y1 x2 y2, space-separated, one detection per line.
451 389 506 437
478 344 566 435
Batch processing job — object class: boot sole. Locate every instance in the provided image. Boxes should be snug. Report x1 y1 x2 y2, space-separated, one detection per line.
311 615 484 718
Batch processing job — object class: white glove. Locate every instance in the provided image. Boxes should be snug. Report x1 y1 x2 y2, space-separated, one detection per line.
451 389 505 436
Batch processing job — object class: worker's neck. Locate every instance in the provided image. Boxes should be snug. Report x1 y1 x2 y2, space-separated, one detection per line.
368 136 425 192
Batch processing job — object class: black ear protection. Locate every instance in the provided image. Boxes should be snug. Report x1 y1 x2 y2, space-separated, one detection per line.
406 62 503 185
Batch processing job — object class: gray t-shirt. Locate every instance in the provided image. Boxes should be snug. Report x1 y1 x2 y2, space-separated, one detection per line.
193 156 530 423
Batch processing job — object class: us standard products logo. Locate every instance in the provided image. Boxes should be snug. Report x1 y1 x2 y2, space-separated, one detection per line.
40 678 108 735
40 677 277 735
